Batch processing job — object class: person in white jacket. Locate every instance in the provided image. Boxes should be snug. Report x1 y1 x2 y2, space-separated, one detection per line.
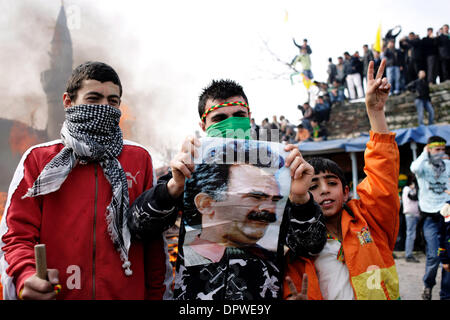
402 174 420 263
410 135 450 300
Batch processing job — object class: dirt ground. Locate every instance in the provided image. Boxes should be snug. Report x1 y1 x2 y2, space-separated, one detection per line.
395 250 443 300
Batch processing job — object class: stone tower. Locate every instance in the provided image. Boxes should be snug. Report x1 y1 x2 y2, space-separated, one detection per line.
40 3 73 140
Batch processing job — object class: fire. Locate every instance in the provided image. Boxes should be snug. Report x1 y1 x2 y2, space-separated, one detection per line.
0 192 6 218
119 103 135 140
0 192 5 300
167 236 179 264
165 214 181 281
9 122 40 156
166 234 179 280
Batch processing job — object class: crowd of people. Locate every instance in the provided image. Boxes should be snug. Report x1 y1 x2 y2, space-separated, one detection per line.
322 24 450 100
251 111 328 145
255 24 450 145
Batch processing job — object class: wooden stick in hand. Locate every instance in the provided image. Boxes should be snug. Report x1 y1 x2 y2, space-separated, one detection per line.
34 244 47 280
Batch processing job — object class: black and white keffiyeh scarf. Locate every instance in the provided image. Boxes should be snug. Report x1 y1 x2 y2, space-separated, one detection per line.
23 104 133 276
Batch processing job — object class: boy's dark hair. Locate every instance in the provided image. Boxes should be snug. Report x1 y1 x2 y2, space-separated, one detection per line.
427 135 446 145
307 157 347 192
66 61 122 101
198 79 249 119
310 116 320 124
406 173 417 187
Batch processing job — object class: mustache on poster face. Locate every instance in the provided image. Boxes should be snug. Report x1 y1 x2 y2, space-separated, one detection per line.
247 210 276 223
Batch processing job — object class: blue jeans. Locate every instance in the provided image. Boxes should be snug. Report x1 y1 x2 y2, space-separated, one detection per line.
386 66 400 94
414 98 435 126
301 119 312 132
330 90 345 103
422 215 450 299
405 214 419 258
303 69 314 80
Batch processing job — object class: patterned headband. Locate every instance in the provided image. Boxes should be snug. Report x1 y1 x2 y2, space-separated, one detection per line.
201 101 250 122
428 142 446 148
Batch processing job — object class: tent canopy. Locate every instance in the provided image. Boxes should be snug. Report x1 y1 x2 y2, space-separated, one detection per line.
298 124 450 155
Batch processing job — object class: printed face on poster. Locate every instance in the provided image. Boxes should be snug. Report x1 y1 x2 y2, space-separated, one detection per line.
182 137 291 267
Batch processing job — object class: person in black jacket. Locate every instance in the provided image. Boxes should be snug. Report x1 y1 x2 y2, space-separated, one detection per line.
293 38 312 54
422 27 439 84
384 39 403 95
400 32 425 84
437 24 450 82
127 79 327 300
362 44 374 87
327 57 337 85
406 70 435 125
343 51 364 99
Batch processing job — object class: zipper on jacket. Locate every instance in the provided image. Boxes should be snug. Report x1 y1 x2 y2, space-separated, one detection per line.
92 165 98 300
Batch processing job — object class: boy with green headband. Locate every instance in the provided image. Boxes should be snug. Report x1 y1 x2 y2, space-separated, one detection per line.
410 135 450 300
128 79 327 300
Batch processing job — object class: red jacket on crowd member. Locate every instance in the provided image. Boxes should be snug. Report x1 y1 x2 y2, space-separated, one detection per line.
0 140 173 300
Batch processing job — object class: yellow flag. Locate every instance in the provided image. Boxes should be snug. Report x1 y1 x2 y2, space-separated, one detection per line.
301 73 312 89
374 23 382 52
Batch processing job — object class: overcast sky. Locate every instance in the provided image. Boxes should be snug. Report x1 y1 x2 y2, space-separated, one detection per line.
1 0 449 165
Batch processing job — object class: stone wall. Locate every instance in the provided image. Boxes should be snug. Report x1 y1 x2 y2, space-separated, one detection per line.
327 80 450 140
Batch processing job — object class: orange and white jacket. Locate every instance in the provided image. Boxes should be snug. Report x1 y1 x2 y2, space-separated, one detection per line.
284 131 400 300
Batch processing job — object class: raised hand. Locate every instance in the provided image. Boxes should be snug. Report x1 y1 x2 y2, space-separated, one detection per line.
286 274 308 300
284 144 314 204
365 58 390 112
364 58 390 133
167 136 200 199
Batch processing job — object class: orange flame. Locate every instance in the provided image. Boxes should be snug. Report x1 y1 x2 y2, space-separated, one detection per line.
0 192 6 218
167 236 179 264
0 192 5 300
119 103 135 140
8 122 40 156
166 235 179 280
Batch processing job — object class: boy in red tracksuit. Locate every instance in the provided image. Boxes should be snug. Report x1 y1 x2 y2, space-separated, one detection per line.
285 59 401 300
0 62 172 300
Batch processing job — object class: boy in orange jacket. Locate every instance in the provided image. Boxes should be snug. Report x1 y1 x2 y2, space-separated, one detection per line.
285 58 401 300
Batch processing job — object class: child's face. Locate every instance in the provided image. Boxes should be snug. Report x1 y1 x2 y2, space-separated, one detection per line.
428 145 446 155
309 171 349 218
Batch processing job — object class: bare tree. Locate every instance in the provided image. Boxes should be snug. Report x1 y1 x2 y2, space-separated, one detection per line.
256 37 300 79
